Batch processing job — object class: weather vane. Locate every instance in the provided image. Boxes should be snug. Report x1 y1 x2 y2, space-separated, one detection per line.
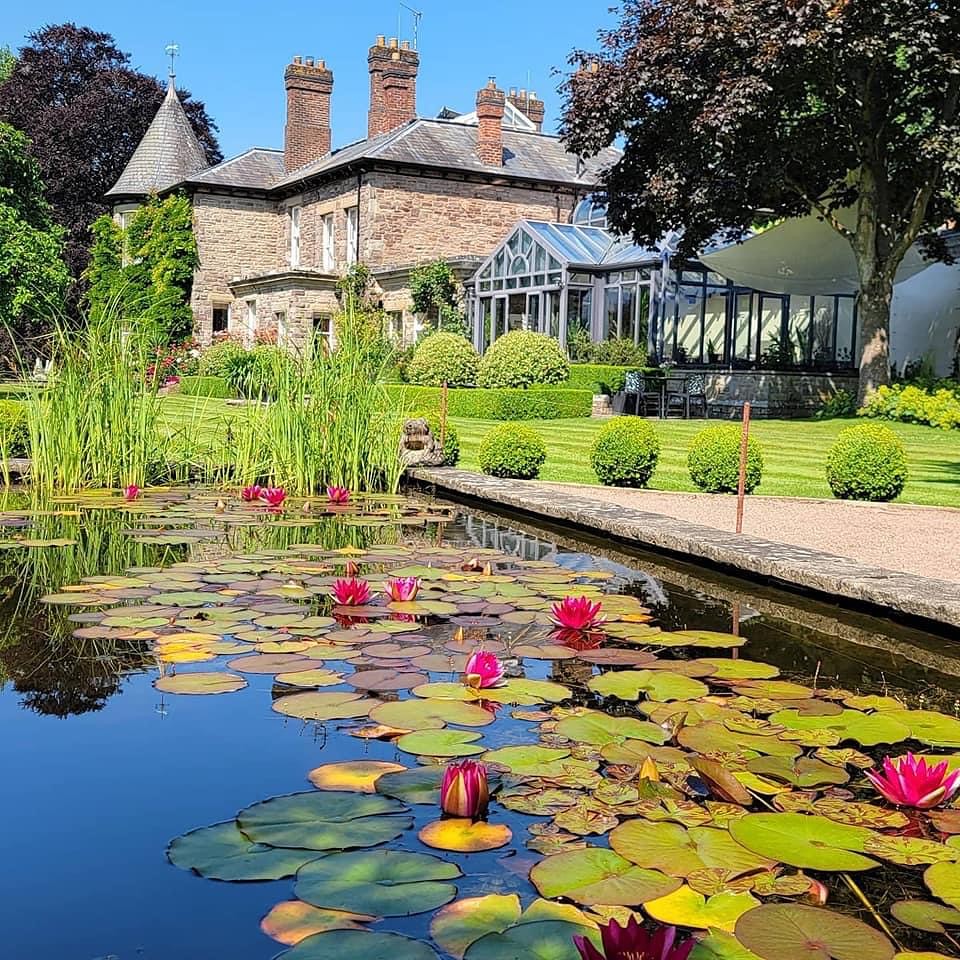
165 41 179 80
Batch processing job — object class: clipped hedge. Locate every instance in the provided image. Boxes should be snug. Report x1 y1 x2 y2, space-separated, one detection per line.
590 416 660 487
478 331 569 388
0 399 28 456
478 423 547 479
566 364 655 395
406 332 479 387
410 409 460 466
386 385 593 420
178 375 234 399
859 383 960 430
826 423 908 502
687 424 764 494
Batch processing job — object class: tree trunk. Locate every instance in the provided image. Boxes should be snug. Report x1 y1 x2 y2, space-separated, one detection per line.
856 272 894 405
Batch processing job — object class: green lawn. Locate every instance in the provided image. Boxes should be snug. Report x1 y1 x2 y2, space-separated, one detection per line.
160 396 960 508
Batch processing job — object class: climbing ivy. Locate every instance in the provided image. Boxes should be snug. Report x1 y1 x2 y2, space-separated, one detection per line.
409 259 467 336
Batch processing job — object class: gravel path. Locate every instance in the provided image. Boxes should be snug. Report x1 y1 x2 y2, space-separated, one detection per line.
534 483 960 583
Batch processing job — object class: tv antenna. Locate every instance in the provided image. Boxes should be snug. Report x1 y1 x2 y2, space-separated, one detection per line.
399 3 423 50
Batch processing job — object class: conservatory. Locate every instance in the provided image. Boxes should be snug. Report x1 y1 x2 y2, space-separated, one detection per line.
467 207 862 370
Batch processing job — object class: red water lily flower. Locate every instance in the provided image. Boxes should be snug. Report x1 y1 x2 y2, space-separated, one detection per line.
552 627 605 651
259 487 287 508
385 576 420 602
464 650 505 689
123 484 140 501
440 759 489 819
240 485 262 502
551 595 605 631
330 577 373 606
866 753 960 809
327 485 351 504
574 917 695 960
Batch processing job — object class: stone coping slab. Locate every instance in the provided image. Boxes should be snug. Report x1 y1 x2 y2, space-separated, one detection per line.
408 467 960 629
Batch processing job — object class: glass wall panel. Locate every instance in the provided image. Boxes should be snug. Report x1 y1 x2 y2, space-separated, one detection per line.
810 298 834 363
835 298 855 365
482 299 494 351
567 289 592 342
675 284 704 362
733 293 755 361
620 286 637 343
508 294 526 331
703 291 727 362
546 291 561 339
603 287 619 340
788 297 812 363
494 297 507 339
759 296 786 361
527 293 541 331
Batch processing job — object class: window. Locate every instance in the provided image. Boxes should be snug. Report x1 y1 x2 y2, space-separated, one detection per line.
321 213 335 271
212 305 229 335
346 207 358 265
313 313 333 354
242 300 257 346
387 311 404 342
289 206 301 267
274 311 288 348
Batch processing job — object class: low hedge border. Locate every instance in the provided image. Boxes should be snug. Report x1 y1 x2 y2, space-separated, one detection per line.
178 375 235 399
565 364 658 395
386 385 593 420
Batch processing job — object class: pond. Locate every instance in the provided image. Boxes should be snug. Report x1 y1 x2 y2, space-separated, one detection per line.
1 489 958 960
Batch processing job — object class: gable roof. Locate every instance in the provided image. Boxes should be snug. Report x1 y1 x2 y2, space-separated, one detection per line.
106 80 209 198
189 147 286 189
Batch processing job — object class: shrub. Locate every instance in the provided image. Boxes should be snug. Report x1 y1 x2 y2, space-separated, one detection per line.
567 328 648 367
566 364 650 395
0 399 28 456
478 423 547 479
826 423 908 501
687 424 764 494
410 410 460 466
178 375 234 399
590 416 660 487
814 388 857 420
406 332 479 387
859 383 960 430
478 331 569 388
385 385 593 420
198 338 247 380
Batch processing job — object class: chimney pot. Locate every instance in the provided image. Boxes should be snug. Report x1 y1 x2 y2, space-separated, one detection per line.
376 34 386 46
519 88 527 98
305 56 314 66
317 58 325 69
389 37 398 48
401 39 410 50
368 37 420 137
293 55 302 65
509 86 517 96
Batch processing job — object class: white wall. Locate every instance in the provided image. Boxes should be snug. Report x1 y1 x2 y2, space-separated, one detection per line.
890 262 960 376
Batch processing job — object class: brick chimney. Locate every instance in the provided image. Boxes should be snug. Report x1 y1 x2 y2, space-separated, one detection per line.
507 88 545 132
368 36 419 138
476 79 506 166
284 55 333 172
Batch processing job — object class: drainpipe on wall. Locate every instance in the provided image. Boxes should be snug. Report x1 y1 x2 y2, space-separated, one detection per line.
355 171 362 264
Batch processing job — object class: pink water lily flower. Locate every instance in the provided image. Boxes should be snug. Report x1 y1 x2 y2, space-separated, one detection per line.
551 595 605 631
574 916 695 960
385 576 420 602
464 650 505 689
123 484 140 501
327 485 351 504
440 759 489 819
866 753 960 809
331 577 374 606
259 487 287 508
240 484 262 502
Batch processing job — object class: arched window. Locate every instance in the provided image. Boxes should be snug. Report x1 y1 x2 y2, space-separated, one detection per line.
572 198 609 229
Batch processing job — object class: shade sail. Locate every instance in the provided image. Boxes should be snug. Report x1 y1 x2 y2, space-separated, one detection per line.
700 209 935 295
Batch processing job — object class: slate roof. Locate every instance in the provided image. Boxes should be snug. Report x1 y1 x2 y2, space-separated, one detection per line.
189 148 286 189
106 81 209 198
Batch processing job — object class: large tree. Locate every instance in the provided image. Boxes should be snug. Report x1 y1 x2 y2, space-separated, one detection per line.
562 0 960 398
0 24 221 287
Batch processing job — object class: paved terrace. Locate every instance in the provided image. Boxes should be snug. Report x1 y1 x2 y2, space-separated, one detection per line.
409 468 960 629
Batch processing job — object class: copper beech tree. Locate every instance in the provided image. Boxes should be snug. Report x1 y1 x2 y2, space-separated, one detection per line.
561 0 960 399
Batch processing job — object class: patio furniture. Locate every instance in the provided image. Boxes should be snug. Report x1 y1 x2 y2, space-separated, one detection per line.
664 377 688 418
623 371 663 417
686 374 708 418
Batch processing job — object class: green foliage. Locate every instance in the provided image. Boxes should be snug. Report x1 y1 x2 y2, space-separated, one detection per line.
406 332 479 387
410 409 460 466
478 331 570 389
814 389 858 420
826 422 908 502
567 363 650 395
0 122 69 363
409 259 466 335
198 338 248 380
386 385 593 420
86 193 198 342
859 383 960 430
590 416 660 487
478 423 547 479
177 375 234 399
336 263 373 305
0 399 28 457
0 46 14 85
566 328 648 367
687 424 763 494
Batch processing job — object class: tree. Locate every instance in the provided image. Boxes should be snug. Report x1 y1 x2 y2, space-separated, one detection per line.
0 122 69 370
0 24 220 288
0 47 14 85
409 259 468 335
561 0 960 400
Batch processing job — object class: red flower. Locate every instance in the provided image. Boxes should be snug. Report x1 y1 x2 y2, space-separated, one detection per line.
240 485 262 502
866 753 960 809
440 760 489 818
384 576 420 602
331 577 373 606
574 917 695 960
464 650 505 689
123 484 140 501
259 487 287 508
551 595 605 631
326 485 351 504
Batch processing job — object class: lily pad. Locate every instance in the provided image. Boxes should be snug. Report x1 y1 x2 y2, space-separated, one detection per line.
589 670 708 702
167 820 318 880
464 920 598 960
554 709 666 747
925 861 960 909
369 698 495 730
237 790 411 850
889 900 960 933
375 766 446 805
294 849 461 916
430 894 522 959
283 929 438 960
729 814 878 871
418 818 512 852
308 761 407 794
734 903 894 960
644 886 760 932
154 671 248 695
396 730 485 757
273 691 379 722
260 900 373 944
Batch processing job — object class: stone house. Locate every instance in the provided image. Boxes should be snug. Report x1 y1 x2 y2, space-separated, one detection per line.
107 38 617 349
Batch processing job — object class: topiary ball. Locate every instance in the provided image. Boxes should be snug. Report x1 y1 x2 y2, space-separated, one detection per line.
590 416 661 487
478 423 547 479
477 331 570 389
825 422 908 501
410 409 460 466
687 424 764 494
406 332 479 387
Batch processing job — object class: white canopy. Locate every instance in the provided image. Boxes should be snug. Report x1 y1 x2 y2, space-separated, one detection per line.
699 209 935 296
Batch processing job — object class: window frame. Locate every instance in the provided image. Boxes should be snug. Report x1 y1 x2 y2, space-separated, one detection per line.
289 205 302 268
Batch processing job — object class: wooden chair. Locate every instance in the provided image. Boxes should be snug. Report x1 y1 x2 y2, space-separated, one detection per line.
664 377 688 418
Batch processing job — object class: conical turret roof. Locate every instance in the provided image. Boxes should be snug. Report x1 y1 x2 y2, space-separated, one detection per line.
106 79 209 198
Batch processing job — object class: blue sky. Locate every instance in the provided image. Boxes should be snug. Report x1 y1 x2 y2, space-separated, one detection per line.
1 1 615 158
